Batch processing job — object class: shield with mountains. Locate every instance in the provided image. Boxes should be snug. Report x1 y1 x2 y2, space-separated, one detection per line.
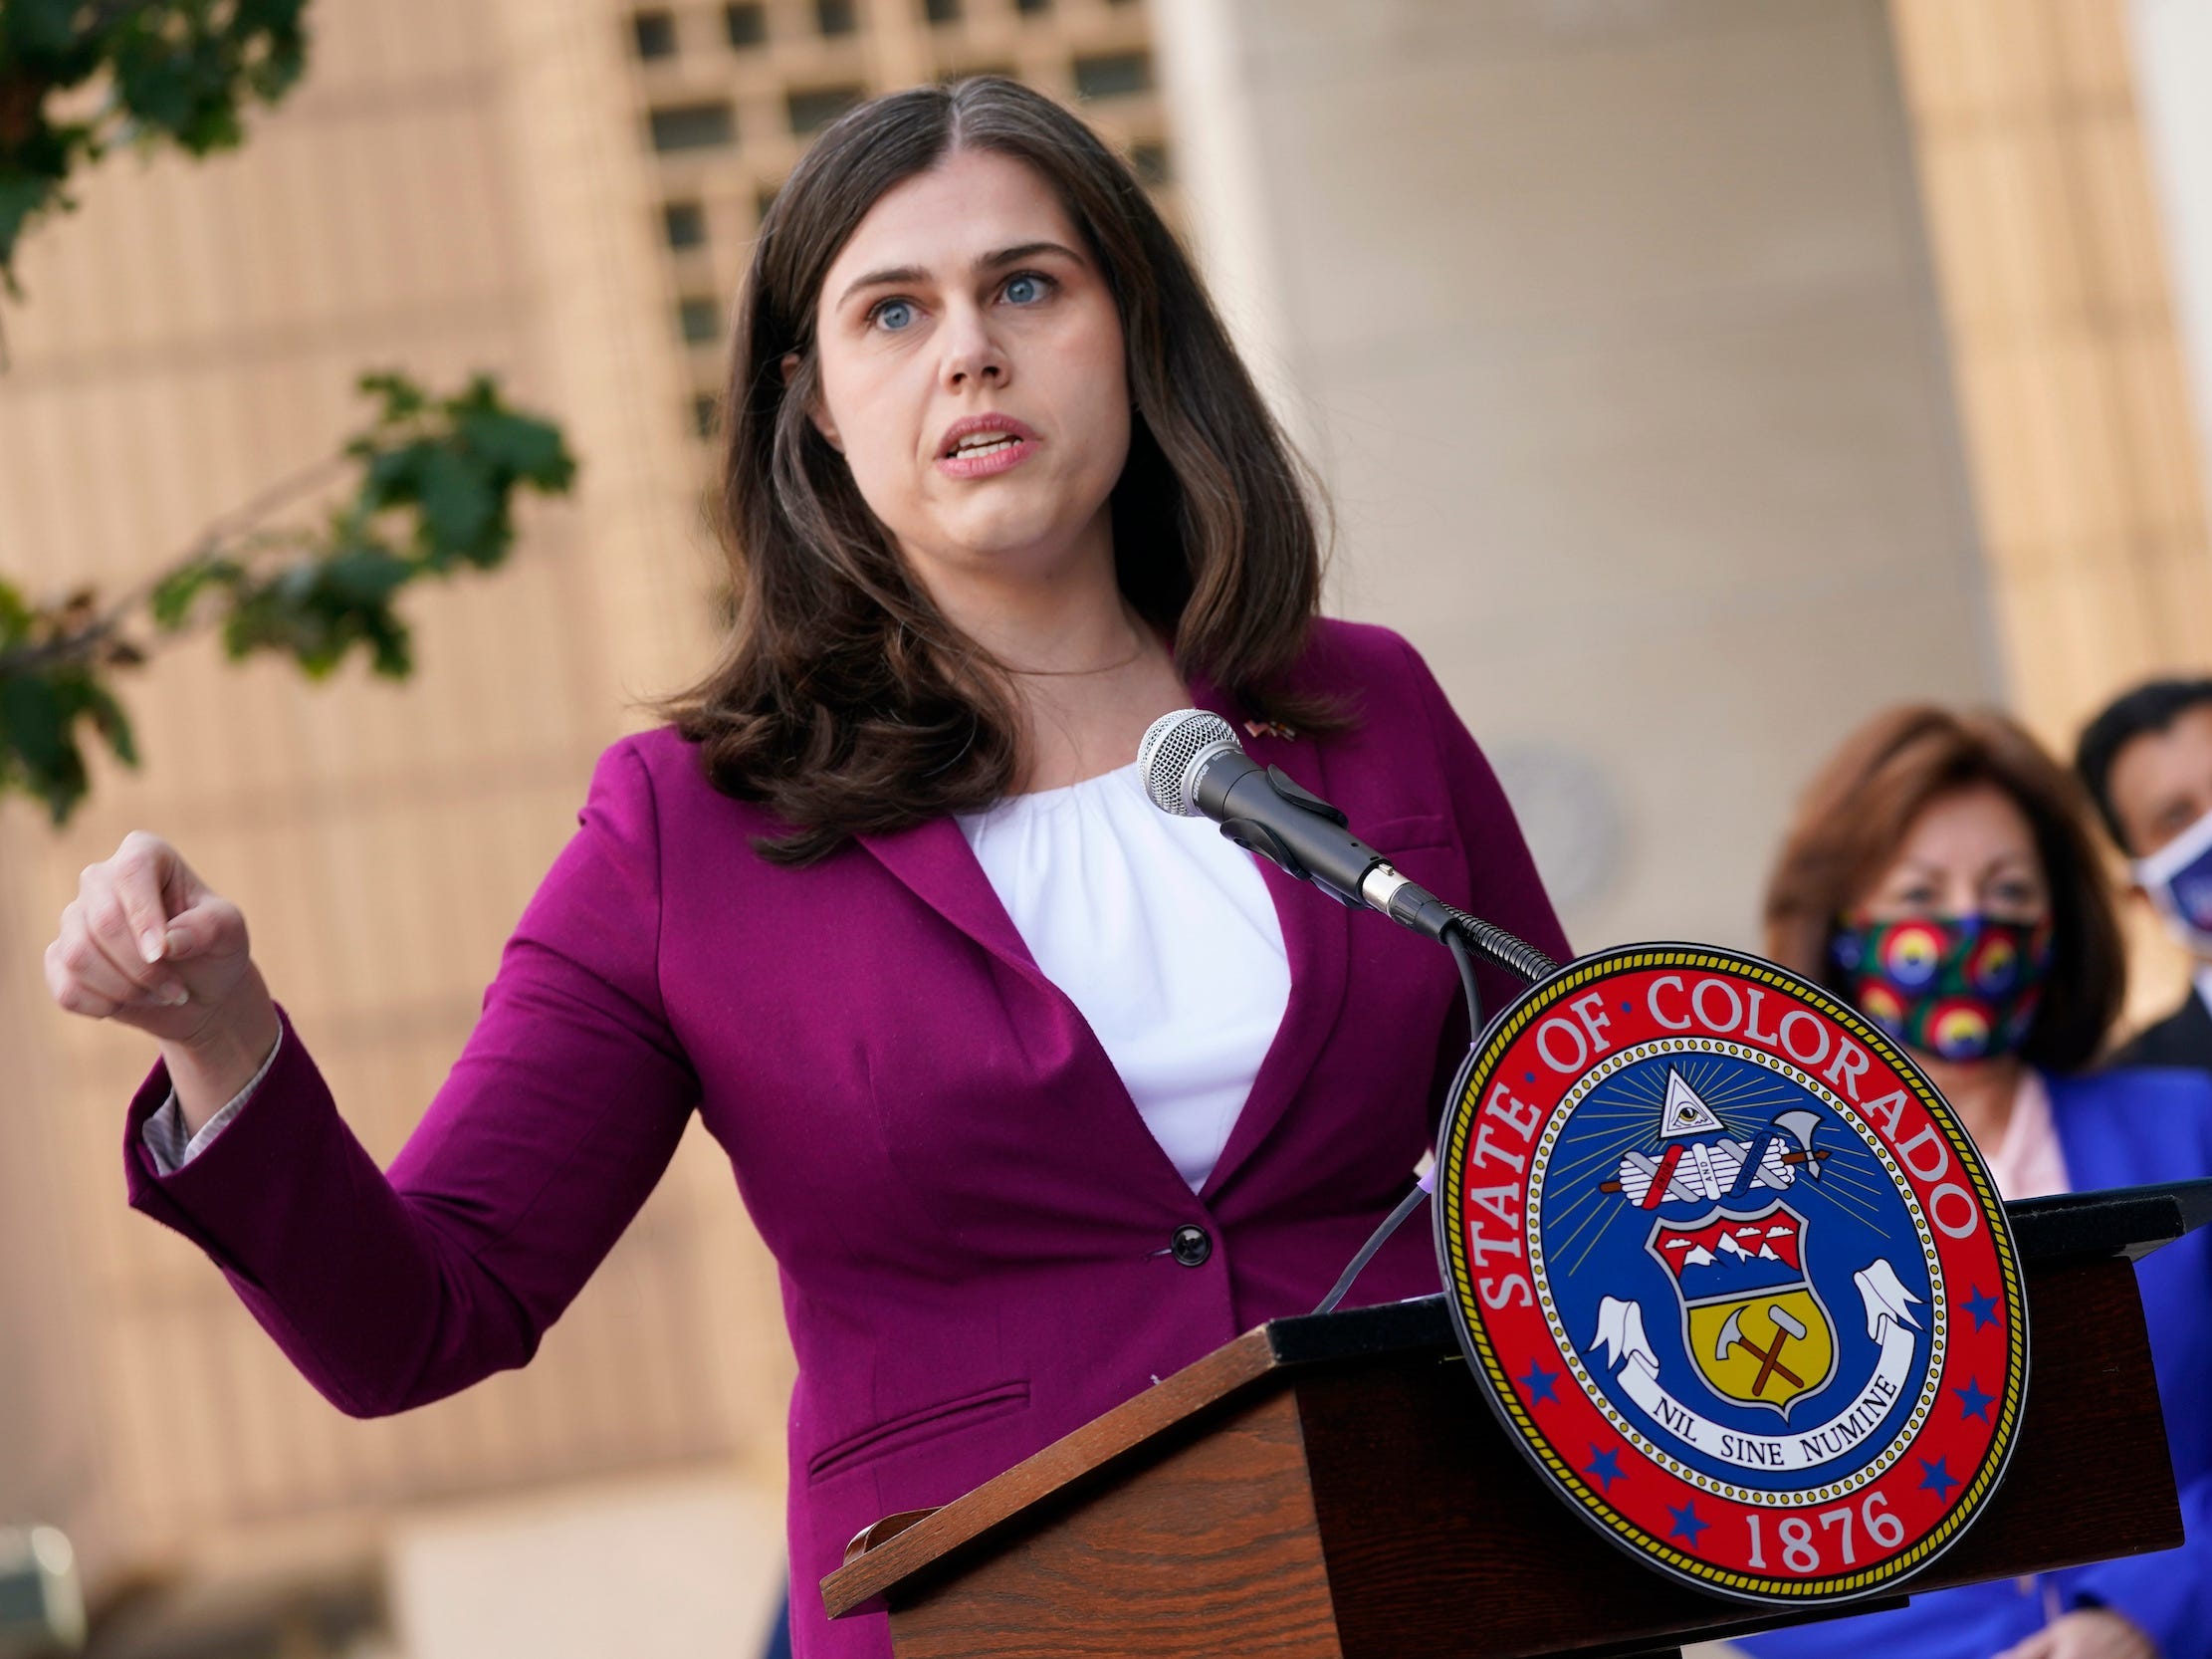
1648 1200 1839 1418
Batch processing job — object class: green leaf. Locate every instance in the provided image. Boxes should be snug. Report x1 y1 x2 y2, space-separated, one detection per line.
355 369 427 423
3 0 84 58
458 404 576 492
0 578 32 644
0 671 88 825
356 442 422 513
362 607 414 678
81 678 139 769
148 555 246 629
0 170 59 274
322 544 413 602
0 672 67 774
412 442 498 564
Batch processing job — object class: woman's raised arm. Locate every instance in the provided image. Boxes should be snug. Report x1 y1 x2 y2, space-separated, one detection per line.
53 737 703 1418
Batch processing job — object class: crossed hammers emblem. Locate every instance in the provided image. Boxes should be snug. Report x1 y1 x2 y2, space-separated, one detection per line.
1715 1304 1810 1396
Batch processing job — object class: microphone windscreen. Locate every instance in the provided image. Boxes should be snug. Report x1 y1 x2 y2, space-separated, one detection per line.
1137 709 1241 817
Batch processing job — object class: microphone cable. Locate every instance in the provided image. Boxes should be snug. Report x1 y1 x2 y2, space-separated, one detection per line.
1313 919 1533 1315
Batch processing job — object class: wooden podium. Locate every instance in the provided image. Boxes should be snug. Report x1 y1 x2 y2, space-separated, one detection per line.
823 1180 2212 1659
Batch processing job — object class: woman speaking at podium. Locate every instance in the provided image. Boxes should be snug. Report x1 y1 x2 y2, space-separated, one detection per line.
41 78 1566 1659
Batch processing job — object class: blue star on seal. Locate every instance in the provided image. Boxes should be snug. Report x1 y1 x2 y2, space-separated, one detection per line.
1918 1455 1959 1500
1961 1286 2000 1330
1954 1377 1994 1422
1517 1359 1560 1404
1666 1500 1709 1546
1584 1446 1625 1493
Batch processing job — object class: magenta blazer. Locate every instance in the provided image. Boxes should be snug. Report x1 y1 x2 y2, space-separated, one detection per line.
121 618 1568 1659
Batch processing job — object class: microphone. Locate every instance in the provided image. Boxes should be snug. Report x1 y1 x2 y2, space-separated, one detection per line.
1137 709 1461 941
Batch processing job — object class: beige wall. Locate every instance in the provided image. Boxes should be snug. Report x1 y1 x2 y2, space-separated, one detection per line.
1155 0 2000 955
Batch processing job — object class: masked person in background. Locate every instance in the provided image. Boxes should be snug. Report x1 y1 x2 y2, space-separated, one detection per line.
1740 706 2212 1659
2076 679 2212 1072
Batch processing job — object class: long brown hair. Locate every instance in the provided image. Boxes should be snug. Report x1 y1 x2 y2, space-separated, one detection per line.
648 77 1335 863
1763 706 2125 1073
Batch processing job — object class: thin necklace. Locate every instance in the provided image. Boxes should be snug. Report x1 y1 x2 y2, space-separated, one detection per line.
1000 634 1149 677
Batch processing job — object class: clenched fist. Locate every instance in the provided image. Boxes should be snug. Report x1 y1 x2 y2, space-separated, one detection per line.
44 830 279 1133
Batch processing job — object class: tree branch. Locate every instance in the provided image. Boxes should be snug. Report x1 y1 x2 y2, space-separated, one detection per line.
0 451 350 678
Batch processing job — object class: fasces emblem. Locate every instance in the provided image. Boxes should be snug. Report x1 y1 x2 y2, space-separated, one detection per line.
1435 946 2028 1601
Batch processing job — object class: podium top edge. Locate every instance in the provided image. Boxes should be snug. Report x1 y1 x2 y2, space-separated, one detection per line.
2006 1175 2212 1266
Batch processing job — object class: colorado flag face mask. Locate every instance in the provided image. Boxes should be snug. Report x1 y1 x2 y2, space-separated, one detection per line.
1830 912 2053 1063
2134 803 2212 957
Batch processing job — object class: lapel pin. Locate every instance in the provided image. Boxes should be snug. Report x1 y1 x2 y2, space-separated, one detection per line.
1243 719 1297 741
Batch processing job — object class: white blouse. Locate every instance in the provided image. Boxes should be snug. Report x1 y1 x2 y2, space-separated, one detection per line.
956 760 1290 1190
144 763 1293 1189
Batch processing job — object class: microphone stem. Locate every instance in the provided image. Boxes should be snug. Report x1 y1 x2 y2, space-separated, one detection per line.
1443 924 1483 1044
1439 906 1559 986
1308 921 1490 1319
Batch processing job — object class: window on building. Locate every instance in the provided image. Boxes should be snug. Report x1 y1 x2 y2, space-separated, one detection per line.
816 0 858 35
631 9 679 58
1013 0 1050 14
679 297 723 345
649 102 737 151
923 0 960 20
663 200 708 249
787 85 864 135
725 3 768 47
693 394 720 438
1129 140 1170 186
1074 50 1151 99
755 182 781 224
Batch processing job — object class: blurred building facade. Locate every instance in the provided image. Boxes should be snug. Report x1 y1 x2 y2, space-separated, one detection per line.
0 1 2207 1656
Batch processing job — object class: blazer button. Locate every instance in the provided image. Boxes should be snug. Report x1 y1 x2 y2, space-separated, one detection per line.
1171 1225 1213 1267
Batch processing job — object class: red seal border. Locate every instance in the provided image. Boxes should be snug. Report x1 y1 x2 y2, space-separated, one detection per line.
1433 944 2030 1602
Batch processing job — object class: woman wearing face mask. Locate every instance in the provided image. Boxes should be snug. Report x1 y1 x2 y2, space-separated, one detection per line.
41 79 1567 1659
1737 707 2212 1659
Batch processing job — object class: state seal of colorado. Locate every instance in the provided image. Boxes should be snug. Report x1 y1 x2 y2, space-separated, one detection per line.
1434 945 2027 1602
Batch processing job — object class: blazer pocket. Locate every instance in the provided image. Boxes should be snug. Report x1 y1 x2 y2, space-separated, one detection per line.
1356 811 1452 856
806 1379 1031 1485
1357 814 1457 901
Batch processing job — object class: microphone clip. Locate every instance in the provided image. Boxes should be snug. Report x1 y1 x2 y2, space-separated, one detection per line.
1220 767 1363 906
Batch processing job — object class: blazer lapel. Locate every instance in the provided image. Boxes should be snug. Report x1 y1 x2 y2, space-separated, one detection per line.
855 813 1040 985
1190 671 1352 1201
857 784 1198 1189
